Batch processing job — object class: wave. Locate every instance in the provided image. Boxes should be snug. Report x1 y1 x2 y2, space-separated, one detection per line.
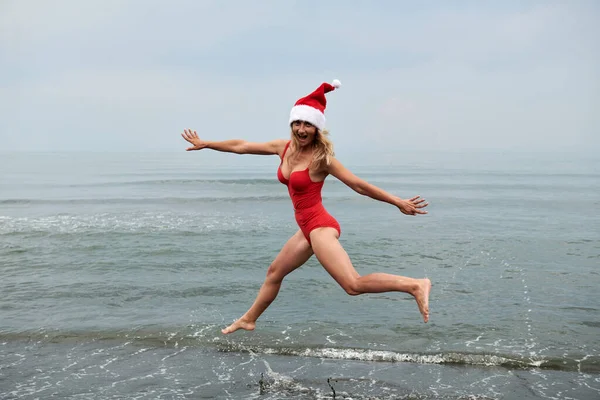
0 195 291 205
1 329 598 374
222 343 600 373
0 193 361 206
0 212 282 235
9 175 600 190
71 178 280 187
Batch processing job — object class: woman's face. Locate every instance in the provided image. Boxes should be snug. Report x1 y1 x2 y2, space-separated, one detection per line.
291 120 317 147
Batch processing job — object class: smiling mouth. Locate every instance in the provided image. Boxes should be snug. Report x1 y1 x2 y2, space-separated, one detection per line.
296 134 308 140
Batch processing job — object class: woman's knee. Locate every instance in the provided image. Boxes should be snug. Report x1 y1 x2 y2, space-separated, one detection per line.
265 263 286 283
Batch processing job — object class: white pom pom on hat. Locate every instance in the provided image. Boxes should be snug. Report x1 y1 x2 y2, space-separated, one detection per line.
288 78 341 130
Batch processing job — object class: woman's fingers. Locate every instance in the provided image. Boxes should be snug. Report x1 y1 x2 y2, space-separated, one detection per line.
408 196 428 208
181 129 199 144
185 129 198 138
402 198 429 215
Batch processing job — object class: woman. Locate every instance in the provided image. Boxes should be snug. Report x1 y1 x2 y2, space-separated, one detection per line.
181 79 431 335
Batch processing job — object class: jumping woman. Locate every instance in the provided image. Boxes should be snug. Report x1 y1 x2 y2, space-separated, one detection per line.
181 79 431 334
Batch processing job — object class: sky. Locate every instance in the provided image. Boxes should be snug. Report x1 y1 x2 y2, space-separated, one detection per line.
1 0 599 158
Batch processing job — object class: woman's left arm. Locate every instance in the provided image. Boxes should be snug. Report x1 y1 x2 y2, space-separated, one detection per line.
327 158 428 215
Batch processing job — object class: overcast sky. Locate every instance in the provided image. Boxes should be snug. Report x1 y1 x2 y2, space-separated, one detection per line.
1 0 598 157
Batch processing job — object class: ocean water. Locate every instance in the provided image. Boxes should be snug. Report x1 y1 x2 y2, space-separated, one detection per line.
1 150 599 400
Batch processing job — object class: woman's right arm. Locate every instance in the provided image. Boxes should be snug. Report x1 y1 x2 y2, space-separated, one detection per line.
181 129 286 156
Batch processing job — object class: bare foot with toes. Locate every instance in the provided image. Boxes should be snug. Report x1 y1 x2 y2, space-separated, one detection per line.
221 319 256 334
413 278 431 323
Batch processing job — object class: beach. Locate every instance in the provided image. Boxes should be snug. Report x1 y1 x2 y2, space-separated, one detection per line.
1 150 599 399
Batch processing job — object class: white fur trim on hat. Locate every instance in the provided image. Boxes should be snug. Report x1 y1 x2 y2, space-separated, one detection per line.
289 105 326 130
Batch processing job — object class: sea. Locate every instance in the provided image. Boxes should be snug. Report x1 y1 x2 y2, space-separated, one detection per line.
1 149 599 400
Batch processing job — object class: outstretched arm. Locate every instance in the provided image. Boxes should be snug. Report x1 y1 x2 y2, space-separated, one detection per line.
181 129 287 156
327 158 428 216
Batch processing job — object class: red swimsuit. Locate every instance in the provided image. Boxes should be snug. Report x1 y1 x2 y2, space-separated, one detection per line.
277 141 341 244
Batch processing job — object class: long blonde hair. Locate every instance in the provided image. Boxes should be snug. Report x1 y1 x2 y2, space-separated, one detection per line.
289 129 335 172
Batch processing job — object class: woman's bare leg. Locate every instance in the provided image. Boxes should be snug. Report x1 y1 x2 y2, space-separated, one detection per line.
309 228 431 323
222 230 313 334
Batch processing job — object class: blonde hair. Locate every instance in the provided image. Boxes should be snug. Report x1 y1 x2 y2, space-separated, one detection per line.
289 128 335 172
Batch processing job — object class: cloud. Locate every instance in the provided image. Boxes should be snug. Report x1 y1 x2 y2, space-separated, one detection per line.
1 0 598 154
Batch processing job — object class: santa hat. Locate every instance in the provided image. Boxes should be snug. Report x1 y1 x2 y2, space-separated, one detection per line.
289 79 341 131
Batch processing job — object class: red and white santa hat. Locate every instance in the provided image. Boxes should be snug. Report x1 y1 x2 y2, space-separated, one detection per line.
289 79 341 131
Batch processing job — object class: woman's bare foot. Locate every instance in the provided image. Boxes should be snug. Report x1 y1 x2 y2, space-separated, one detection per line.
221 318 256 334
413 278 431 323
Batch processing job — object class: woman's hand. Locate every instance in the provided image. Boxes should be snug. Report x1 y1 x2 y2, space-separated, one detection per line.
397 196 429 216
181 129 207 151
